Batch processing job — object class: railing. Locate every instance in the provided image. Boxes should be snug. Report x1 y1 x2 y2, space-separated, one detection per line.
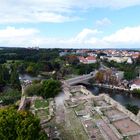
65 71 96 86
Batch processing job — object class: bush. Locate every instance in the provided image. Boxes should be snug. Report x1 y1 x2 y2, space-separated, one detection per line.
0 89 21 105
25 79 62 99
125 103 139 115
25 83 43 96
42 79 62 99
0 107 48 140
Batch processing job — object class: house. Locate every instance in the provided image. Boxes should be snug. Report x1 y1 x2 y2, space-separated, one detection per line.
115 71 124 80
79 56 96 64
127 57 133 64
130 79 140 90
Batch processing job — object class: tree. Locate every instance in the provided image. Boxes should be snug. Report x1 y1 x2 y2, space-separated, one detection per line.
25 83 43 97
124 71 137 80
125 104 139 115
0 89 21 105
0 107 48 140
0 64 5 87
42 79 61 99
10 66 21 90
132 89 140 97
26 65 34 74
66 55 79 65
25 79 61 99
95 71 104 83
3 65 10 83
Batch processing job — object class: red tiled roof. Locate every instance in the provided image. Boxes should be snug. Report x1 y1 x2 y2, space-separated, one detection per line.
86 56 96 60
133 79 140 85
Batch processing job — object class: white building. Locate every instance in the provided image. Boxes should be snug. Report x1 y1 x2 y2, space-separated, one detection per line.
127 57 133 64
130 79 140 90
115 71 124 80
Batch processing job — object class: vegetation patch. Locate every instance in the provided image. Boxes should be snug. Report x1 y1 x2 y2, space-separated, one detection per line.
34 99 49 109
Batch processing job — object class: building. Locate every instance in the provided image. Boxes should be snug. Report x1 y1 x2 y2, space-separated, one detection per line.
79 56 96 64
127 57 133 64
130 79 140 90
115 71 124 81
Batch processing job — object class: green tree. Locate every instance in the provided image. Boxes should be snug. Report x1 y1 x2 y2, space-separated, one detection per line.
10 66 21 90
42 79 61 99
0 89 21 105
26 65 34 74
3 65 10 83
124 71 137 80
0 64 5 87
125 103 139 115
25 79 61 99
25 83 43 97
0 107 48 140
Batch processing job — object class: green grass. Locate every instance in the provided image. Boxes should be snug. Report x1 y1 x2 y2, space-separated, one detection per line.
34 99 49 109
36 109 49 119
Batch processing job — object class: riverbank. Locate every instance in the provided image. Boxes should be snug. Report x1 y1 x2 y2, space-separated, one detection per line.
85 84 140 108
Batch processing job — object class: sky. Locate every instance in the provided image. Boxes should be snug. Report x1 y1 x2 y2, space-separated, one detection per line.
0 0 140 49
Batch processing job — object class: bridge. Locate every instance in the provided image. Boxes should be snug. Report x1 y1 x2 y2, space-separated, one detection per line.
64 71 97 86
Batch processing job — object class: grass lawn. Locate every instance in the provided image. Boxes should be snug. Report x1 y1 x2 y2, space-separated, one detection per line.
36 109 49 119
34 99 49 109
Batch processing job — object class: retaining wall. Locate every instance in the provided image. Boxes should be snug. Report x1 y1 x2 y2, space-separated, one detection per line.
101 94 140 126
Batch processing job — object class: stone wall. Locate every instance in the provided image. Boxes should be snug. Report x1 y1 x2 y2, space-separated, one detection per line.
70 85 93 96
63 84 140 126
101 94 140 125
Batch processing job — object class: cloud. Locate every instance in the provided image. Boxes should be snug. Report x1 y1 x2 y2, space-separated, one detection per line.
95 18 112 27
0 0 80 23
0 27 39 38
1 26 140 48
75 28 101 41
0 26 39 47
1 0 140 23
58 26 140 48
103 26 140 45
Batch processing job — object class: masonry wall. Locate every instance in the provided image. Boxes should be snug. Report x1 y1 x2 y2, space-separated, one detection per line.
101 94 140 125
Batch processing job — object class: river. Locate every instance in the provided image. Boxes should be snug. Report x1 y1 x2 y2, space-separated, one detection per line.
87 86 140 108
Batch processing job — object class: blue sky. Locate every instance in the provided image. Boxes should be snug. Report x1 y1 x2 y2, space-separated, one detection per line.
0 0 140 49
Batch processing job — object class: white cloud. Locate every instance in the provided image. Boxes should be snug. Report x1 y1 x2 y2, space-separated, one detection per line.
0 27 39 38
95 18 112 27
0 26 39 47
103 26 140 45
1 0 140 23
1 26 140 48
75 28 101 41
58 26 140 48
0 0 79 23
